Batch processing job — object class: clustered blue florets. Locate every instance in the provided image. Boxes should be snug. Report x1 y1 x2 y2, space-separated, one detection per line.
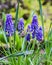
17 18 24 33
36 27 43 41
31 15 38 31
5 14 14 36
27 24 33 32
26 33 30 42
26 15 43 42
5 14 43 41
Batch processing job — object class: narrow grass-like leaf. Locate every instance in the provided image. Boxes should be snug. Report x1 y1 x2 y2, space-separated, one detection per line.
14 0 19 45
22 38 26 51
2 12 6 23
28 58 33 65
0 60 10 64
47 22 52 39
0 50 34 61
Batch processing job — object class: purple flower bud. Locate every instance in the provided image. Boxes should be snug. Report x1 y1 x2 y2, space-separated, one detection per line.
17 18 24 32
27 24 33 32
26 33 30 41
31 15 38 31
32 30 35 39
5 14 14 36
36 27 43 41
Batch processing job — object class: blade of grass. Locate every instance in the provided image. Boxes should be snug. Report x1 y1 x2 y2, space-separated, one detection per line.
47 22 52 39
28 58 33 65
2 12 10 54
0 50 34 61
2 12 8 44
0 60 10 64
21 37 26 51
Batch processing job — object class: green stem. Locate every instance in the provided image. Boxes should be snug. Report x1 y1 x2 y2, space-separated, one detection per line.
14 0 19 46
38 0 44 39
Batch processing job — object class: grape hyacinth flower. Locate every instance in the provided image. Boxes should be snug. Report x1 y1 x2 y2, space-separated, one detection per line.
26 15 43 42
5 14 14 36
32 30 35 39
26 33 30 42
27 24 33 32
36 27 43 41
31 15 38 31
17 18 24 33
26 15 39 41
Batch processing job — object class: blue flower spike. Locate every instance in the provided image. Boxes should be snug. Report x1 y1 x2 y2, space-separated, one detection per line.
17 18 24 33
27 24 33 32
31 15 38 31
32 30 35 39
5 14 14 37
26 33 30 42
36 27 43 41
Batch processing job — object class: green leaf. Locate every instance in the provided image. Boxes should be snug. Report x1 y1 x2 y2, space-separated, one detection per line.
0 30 5 43
2 12 6 22
16 33 23 50
0 50 34 61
